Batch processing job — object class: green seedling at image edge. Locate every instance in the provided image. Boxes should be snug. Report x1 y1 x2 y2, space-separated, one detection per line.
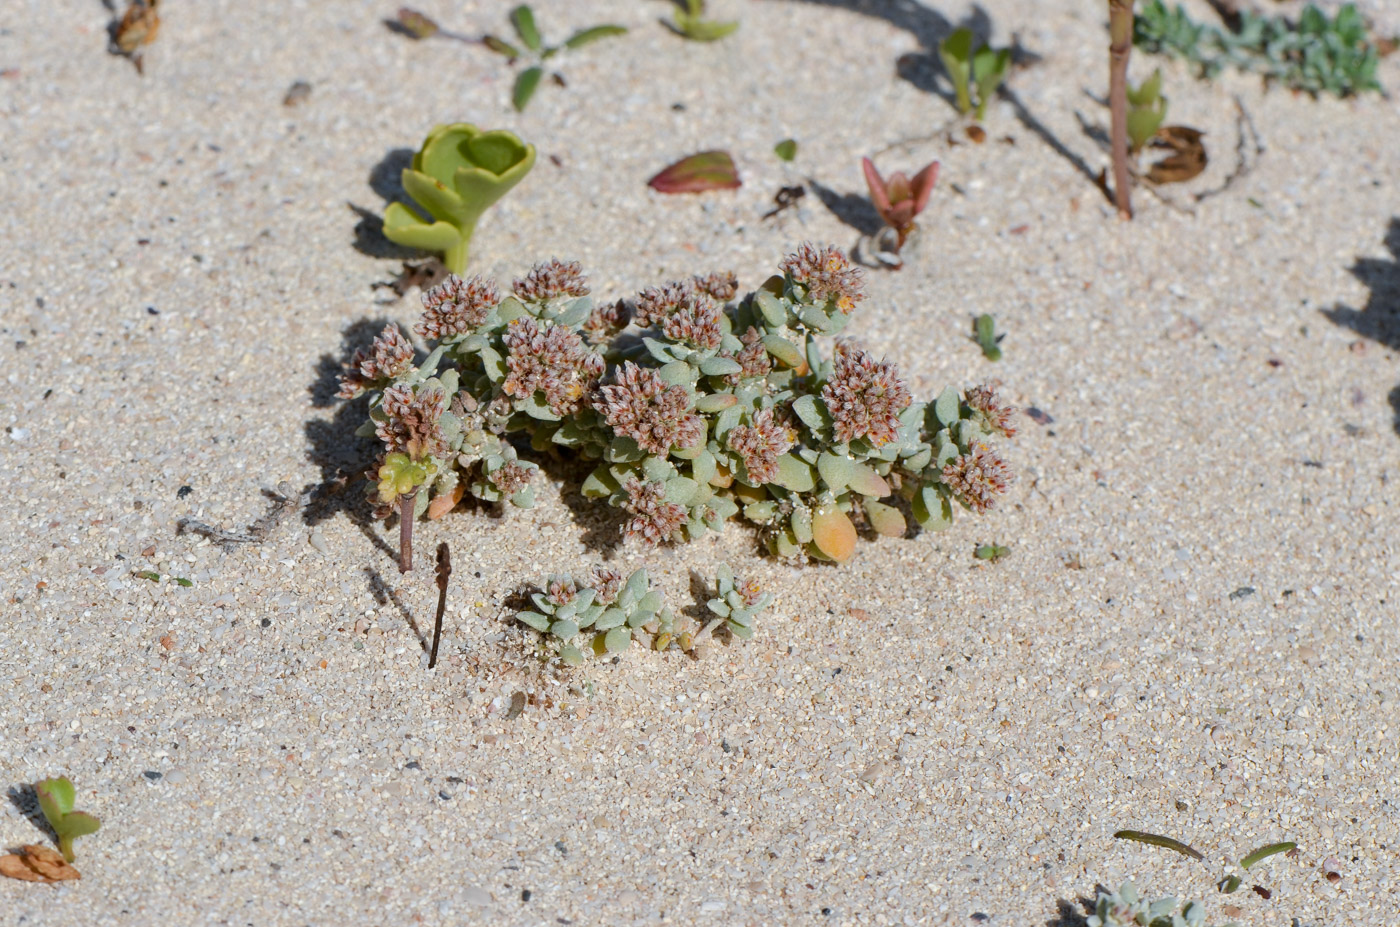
34 777 101 862
1126 68 1168 153
382 123 536 276
664 0 739 42
939 29 1012 119
482 5 628 111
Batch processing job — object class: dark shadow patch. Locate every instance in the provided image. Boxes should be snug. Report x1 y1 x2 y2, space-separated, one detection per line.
1044 894 1097 927
349 202 421 262
1322 217 1400 434
808 179 885 238
5 784 53 845
350 147 425 262
366 567 428 651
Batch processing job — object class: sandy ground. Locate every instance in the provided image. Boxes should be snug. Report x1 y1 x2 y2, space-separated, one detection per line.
1 1 1398 924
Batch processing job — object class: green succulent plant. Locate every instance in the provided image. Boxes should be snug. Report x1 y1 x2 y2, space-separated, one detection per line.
382 123 536 276
1135 0 1381 96
34 776 101 863
339 244 1016 570
515 567 674 665
664 0 739 42
938 28 1012 120
1087 882 1233 927
703 563 773 641
1126 68 1168 154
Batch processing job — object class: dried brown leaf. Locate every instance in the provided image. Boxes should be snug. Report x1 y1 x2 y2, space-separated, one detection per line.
0 846 81 883
115 0 160 54
1146 125 1208 185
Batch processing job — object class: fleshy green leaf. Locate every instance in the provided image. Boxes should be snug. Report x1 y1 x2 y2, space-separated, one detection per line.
774 138 798 161
1113 829 1206 861
513 66 545 111
510 5 541 51
1240 841 1296 870
564 24 628 49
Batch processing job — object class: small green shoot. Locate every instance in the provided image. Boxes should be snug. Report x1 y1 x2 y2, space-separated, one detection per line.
938 29 1011 119
481 5 627 110
34 777 101 863
1126 68 1168 153
1218 873 1242 893
134 570 192 586
774 138 798 162
975 543 1010 562
974 313 1003 361
665 0 739 42
1240 840 1296 870
1113 829 1206 861
971 45 1012 120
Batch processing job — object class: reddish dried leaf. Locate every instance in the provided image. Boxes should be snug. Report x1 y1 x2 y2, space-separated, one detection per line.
648 151 741 194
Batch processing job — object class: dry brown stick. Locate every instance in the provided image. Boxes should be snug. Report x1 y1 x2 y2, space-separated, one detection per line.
399 492 416 573
1108 0 1136 219
430 542 451 669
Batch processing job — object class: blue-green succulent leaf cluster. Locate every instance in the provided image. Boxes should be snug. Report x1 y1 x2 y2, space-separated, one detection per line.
1087 882 1234 927
1134 1 1381 96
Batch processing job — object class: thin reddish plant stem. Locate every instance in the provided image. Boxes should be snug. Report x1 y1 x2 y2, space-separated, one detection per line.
1108 0 1135 219
399 492 416 573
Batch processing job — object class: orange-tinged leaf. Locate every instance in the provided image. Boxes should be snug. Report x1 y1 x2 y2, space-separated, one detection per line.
648 151 741 194
426 483 465 520
811 506 857 562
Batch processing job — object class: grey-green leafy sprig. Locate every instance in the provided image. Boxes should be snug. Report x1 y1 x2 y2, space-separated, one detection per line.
514 566 673 665
1087 882 1234 927
484 5 628 110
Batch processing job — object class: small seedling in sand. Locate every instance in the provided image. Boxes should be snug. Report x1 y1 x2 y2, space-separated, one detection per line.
1087 882 1230 927
134 571 193 587
337 245 1016 570
938 29 1012 120
1135 0 1381 96
480 5 628 110
1127 68 1168 154
390 7 475 43
380 123 536 276
861 158 939 255
974 543 1010 562
703 563 774 641
662 0 739 42
773 139 798 162
34 777 101 863
974 313 1003 361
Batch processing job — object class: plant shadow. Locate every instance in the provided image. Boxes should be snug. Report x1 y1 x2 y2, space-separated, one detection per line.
365 566 428 651
5 784 53 845
1044 892 1099 927
303 318 401 564
350 147 423 262
1322 216 1400 435
808 178 885 239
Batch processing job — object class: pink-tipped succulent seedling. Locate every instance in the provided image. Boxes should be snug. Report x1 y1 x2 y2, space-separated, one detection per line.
861 158 939 251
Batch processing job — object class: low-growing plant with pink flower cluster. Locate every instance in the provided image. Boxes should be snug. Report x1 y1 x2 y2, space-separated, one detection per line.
339 243 1016 567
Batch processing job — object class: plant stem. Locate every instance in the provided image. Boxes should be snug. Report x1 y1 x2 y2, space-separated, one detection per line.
429 542 451 669
1108 0 1136 219
58 836 74 863
399 492 416 573
443 235 472 276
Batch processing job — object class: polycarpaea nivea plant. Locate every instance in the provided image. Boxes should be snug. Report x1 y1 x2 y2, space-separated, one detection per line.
1087 882 1234 927
338 244 1016 568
